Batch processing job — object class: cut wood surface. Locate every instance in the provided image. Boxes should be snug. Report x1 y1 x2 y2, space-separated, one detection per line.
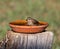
5 31 54 49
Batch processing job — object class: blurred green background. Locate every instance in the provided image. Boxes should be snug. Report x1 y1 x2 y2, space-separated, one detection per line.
0 0 60 49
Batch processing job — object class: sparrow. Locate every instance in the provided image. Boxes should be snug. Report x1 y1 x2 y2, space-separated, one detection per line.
26 17 39 26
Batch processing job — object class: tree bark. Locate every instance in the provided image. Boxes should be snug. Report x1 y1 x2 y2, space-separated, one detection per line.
5 30 54 49
0 30 54 49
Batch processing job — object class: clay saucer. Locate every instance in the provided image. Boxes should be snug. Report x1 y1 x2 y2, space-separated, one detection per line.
9 20 48 34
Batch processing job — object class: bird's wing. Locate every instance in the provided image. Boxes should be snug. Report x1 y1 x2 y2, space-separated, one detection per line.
32 19 39 24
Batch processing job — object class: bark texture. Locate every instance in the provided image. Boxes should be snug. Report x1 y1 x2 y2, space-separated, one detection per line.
0 31 54 49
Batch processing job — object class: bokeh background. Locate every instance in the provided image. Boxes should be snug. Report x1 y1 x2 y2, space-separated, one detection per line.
0 0 60 49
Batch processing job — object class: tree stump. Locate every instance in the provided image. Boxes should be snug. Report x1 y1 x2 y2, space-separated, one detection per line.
0 30 52 49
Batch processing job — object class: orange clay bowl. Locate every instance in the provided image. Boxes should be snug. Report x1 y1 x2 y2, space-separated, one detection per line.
9 20 48 34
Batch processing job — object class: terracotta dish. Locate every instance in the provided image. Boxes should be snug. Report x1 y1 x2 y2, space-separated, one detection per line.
9 20 48 34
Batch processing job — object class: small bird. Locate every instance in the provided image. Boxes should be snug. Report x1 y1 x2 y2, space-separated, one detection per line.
26 17 39 26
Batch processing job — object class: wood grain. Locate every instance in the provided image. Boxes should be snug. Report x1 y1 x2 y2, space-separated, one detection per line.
5 31 54 49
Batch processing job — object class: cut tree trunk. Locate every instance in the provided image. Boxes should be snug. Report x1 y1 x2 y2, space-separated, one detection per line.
0 30 54 49
5 30 54 49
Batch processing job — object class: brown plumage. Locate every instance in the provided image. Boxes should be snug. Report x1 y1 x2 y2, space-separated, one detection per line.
26 17 39 26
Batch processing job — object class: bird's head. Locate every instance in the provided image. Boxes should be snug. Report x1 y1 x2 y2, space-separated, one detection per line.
26 17 33 21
